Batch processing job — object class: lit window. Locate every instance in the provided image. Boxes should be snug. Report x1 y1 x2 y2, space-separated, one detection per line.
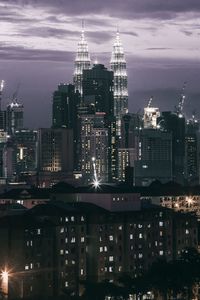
65 217 69 222
71 216 75 222
138 253 143 258
139 233 143 239
109 256 114 262
130 234 133 240
81 216 85 221
109 235 114 241
60 227 64 233
37 229 41 235
81 269 84 275
25 265 29 270
65 282 68 287
104 246 107 252
160 231 163 237
71 237 76 243
100 247 103 253
159 221 163 227
186 229 189 235
118 266 122 272
81 237 85 243
65 238 68 243
138 224 142 228
65 260 68 265
30 263 33 269
118 225 122 230
72 260 75 265
60 250 64 255
159 250 164 256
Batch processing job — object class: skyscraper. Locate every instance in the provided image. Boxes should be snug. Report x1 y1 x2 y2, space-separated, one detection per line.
7 99 24 135
80 113 108 183
134 128 172 185
74 27 91 96
81 63 117 182
82 63 114 116
185 118 199 184
110 31 128 135
37 128 73 173
158 111 185 184
52 83 80 129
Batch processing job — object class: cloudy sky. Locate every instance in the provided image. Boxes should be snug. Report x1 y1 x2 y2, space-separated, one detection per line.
0 0 200 128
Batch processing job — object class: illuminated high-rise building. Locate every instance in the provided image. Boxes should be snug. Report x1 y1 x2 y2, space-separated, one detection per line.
110 31 128 135
37 128 73 173
74 26 91 96
80 113 108 183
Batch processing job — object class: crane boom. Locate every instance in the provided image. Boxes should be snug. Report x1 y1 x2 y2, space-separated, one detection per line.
177 81 187 117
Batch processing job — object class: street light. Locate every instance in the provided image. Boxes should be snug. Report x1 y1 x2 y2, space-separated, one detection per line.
1 269 9 299
92 179 100 189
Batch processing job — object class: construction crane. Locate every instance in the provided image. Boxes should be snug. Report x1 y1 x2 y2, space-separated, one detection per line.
176 81 187 118
12 82 21 102
0 80 5 111
147 96 153 108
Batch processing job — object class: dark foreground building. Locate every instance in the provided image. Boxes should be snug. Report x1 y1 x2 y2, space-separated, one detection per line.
0 199 197 299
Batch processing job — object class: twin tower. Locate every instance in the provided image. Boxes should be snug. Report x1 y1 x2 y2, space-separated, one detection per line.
73 28 128 131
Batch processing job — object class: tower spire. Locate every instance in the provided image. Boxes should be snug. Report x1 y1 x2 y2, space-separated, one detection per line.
74 23 91 96
110 30 128 135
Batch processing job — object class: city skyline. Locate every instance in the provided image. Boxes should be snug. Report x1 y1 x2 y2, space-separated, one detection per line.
0 0 200 128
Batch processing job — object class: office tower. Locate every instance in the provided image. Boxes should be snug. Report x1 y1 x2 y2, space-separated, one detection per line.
52 83 80 129
185 118 199 184
118 114 142 182
134 128 172 185
0 111 7 131
7 99 24 135
81 63 117 183
80 114 108 183
74 27 91 96
0 130 7 177
110 31 128 135
2 139 16 180
82 64 114 117
158 112 185 184
37 128 73 173
14 129 38 175
52 84 80 170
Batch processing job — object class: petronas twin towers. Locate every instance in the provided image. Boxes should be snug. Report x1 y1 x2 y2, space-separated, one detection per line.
73 28 128 130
